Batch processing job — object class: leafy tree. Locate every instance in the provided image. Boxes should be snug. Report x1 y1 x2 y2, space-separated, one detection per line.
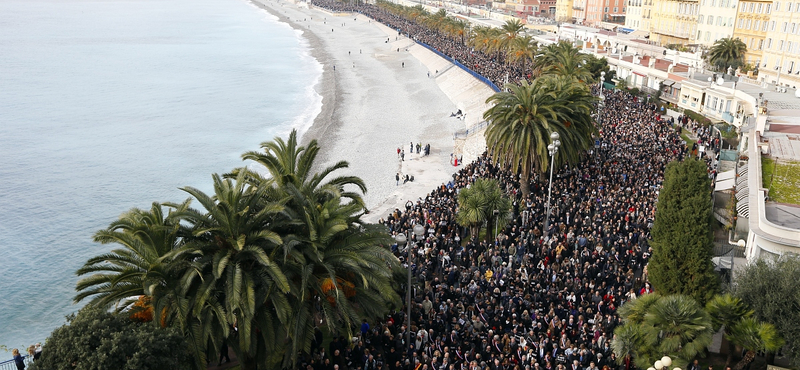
706 294 754 367
484 76 597 198
584 54 616 83
455 178 512 240
707 37 747 72
727 318 784 370
647 159 718 305
30 307 191 370
733 256 800 367
613 294 714 369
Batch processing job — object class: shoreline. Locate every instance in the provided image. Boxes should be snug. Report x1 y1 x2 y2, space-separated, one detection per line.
249 0 338 147
253 0 495 222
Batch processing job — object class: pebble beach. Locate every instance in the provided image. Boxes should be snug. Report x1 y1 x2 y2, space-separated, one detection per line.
252 0 495 221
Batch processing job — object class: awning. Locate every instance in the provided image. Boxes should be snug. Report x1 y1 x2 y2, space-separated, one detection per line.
663 79 677 86
633 71 645 77
717 169 736 181
714 178 736 192
618 27 635 34
631 29 649 37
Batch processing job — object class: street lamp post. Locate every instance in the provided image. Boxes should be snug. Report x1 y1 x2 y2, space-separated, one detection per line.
394 223 425 370
543 131 561 234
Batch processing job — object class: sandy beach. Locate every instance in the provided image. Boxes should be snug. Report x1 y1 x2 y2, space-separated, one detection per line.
252 0 495 222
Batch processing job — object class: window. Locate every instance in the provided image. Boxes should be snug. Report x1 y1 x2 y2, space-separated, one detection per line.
746 19 751 29
706 31 712 40
789 41 794 52
605 6 609 12
767 3 772 12
738 18 744 28
771 20 776 31
614 7 618 12
797 2 800 11
783 22 788 32
739 2 745 11
709 15 715 24
776 1 781 11
718 17 723 26
759 39 764 49
789 2 793 11
779 40 784 50
757 3 762 12
767 38 773 48
748 2 754 11
755 20 760 30
793 23 797 33
763 21 769 31
699 14 704 23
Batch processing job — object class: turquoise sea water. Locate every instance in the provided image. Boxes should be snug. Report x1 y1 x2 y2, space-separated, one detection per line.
0 0 321 348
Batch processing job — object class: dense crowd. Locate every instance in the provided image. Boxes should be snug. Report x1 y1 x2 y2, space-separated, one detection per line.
309 0 528 86
296 3 717 370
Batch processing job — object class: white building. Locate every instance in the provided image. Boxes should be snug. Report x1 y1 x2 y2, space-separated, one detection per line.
696 0 738 46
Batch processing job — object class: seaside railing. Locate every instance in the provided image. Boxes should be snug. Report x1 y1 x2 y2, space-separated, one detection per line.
416 41 502 93
454 120 489 139
0 355 29 370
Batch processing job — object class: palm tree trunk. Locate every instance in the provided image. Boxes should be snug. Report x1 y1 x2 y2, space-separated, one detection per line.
520 169 531 200
725 338 736 367
486 215 495 241
732 350 756 370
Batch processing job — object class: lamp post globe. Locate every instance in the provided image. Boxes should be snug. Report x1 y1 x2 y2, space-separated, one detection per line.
655 361 663 369
550 131 560 141
413 224 425 237
661 356 672 368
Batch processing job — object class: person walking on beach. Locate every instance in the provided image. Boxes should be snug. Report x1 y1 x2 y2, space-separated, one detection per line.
397 147 400 157
396 173 400 186
400 150 405 161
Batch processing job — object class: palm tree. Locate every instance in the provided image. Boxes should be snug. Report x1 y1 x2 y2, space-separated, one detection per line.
455 178 512 240
483 76 597 199
616 294 714 369
178 171 290 370
728 318 784 370
239 129 402 367
507 35 538 72
74 201 189 316
642 295 715 368
533 41 592 81
612 324 644 370
239 129 367 212
706 294 754 367
499 19 526 56
707 37 747 72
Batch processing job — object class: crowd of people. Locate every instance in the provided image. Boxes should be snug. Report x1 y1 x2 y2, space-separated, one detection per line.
295 3 719 370
309 0 529 86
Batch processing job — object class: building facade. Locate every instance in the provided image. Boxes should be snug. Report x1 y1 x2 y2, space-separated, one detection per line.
696 0 738 46
556 0 575 21
625 0 645 29
583 0 626 26
758 0 800 87
732 0 772 65
650 0 699 45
